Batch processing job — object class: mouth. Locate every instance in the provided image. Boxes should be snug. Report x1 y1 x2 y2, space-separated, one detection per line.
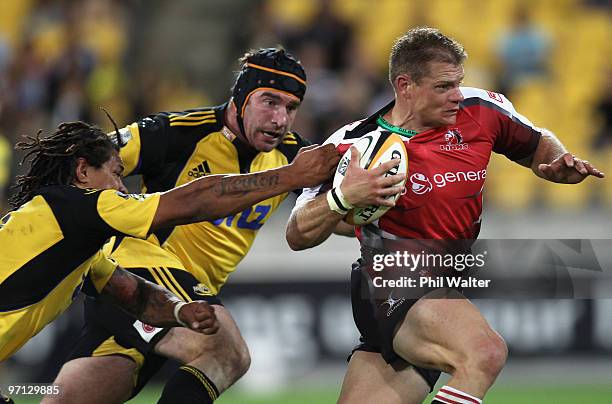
443 109 459 117
262 130 283 139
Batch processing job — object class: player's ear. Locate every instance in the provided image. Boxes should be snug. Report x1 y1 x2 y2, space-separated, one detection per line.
395 74 413 99
74 157 90 184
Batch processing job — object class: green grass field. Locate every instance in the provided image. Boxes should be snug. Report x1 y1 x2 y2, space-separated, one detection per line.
13 384 612 403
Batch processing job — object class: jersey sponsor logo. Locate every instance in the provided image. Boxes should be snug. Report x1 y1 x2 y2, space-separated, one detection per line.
188 161 212 178
410 170 487 194
211 204 271 230
440 128 468 151
380 292 406 317
410 173 433 195
142 323 156 333
487 90 503 103
193 283 213 296
133 320 163 342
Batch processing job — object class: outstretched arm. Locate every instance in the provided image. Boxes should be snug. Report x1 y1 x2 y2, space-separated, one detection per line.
286 147 404 250
101 267 219 334
151 144 340 230
518 129 605 183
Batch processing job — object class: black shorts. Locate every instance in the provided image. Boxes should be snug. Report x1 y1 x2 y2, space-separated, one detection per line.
67 267 222 397
349 259 441 392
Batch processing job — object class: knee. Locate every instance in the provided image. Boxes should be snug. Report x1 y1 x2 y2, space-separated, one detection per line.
195 335 251 379
469 332 508 379
233 342 251 378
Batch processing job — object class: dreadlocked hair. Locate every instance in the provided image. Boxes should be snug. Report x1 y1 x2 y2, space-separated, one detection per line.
10 121 119 208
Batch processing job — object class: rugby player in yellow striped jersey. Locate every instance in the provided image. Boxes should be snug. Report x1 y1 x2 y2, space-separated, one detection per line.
0 119 338 404
49 47 348 404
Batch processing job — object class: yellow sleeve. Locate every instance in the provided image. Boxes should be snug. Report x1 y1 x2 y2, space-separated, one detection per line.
89 250 118 293
97 190 161 239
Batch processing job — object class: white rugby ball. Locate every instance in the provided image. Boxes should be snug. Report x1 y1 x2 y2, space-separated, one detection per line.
333 131 408 225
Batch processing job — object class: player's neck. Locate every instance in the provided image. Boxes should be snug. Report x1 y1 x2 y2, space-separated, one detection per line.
385 107 430 134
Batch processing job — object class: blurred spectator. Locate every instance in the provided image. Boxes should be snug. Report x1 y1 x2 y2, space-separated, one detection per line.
583 0 612 9
0 35 10 73
47 25 95 125
494 6 552 94
286 0 354 72
3 37 49 136
592 71 612 149
292 40 341 143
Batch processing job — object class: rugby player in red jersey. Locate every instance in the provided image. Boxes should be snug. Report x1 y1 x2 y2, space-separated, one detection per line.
286 27 604 404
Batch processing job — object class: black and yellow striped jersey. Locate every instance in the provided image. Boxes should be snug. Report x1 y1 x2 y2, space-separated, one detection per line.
0 185 160 360
110 103 309 294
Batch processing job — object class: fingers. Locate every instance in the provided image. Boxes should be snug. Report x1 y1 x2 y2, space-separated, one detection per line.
378 184 405 197
574 159 588 175
348 146 361 167
192 313 219 334
297 144 319 153
325 145 342 163
371 158 401 175
313 143 337 154
375 198 398 208
538 163 552 176
380 173 406 187
585 161 605 178
577 159 605 178
184 302 219 334
561 153 574 168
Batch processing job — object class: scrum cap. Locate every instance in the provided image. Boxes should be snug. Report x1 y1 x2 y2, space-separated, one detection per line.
231 48 306 134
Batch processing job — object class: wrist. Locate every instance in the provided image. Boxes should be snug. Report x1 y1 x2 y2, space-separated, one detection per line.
173 301 188 327
327 186 352 215
276 164 299 191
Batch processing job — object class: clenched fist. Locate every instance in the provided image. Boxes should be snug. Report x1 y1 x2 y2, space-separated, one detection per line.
177 301 219 335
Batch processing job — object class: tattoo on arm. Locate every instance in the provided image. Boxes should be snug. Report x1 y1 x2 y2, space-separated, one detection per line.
214 173 280 196
102 268 180 327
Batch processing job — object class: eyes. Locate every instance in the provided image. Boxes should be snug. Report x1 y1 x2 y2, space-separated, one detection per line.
262 98 299 113
434 80 463 92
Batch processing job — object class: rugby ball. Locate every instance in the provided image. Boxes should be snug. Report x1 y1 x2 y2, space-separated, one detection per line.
333 131 408 225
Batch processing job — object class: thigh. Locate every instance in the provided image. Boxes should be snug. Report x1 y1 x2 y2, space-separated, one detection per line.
351 260 441 391
154 304 249 391
44 356 135 404
392 290 500 373
61 295 168 399
63 267 221 396
338 351 430 404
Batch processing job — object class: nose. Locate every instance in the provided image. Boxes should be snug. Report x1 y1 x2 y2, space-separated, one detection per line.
272 108 288 128
450 87 464 103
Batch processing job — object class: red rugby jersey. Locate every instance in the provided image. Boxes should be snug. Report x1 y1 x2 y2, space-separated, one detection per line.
296 87 541 241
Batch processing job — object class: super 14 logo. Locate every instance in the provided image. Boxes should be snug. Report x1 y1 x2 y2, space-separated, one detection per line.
211 204 271 230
